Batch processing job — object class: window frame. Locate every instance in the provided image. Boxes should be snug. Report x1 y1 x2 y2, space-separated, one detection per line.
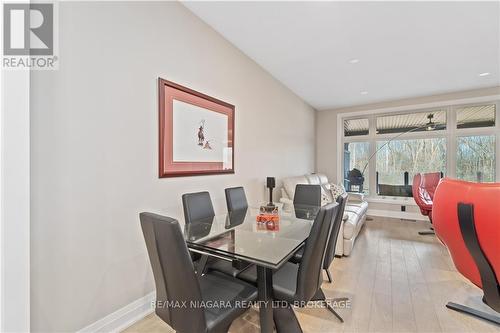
337 99 500 202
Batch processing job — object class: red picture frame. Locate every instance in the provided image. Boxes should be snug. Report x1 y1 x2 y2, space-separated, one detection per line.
158 78 235 178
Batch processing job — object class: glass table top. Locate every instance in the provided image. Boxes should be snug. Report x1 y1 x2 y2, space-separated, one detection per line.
182 204 320 269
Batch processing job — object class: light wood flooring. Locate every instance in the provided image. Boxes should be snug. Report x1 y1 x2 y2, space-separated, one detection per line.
123 216 500 333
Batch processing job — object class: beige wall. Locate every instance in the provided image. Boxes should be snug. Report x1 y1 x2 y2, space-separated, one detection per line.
30 2 315 331
316 86 500 183
316 110 339 181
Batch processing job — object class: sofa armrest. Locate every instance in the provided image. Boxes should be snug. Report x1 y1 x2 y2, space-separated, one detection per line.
347 192 365 203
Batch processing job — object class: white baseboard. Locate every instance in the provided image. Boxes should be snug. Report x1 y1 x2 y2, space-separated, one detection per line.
77 292 155 333
367 209 427 221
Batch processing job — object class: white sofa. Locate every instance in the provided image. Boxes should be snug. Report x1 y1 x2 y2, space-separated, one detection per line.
279 173 368 256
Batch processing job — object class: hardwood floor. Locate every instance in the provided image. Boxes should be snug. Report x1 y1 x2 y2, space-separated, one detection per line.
123 216 500 333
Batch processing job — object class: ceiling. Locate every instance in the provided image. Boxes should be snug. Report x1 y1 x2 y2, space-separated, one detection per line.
183 1 500 110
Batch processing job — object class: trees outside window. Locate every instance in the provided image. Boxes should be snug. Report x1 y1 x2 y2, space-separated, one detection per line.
376 138 446 186
457 135 496 182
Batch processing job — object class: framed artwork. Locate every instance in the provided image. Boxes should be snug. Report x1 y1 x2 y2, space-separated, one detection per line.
158 78 235 177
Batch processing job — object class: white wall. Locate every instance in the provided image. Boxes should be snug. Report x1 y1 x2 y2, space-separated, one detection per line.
1 70 31 332
30 2 315 331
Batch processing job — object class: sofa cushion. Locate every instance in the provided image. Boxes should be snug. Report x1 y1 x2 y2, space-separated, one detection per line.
283 176 308 199
315 174 334 201
345 201 368 216
347 192 365 203
305 174 320 185
317 174 329 186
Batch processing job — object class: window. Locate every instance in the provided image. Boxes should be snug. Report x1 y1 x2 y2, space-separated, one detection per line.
376 110 446 134
344 118 369 136
340 101 498 198
376 138 446 196
457 104 495 129
456 135 496 182
343 142 369 193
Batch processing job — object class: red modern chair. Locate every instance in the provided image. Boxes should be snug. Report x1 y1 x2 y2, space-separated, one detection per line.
433 178 500 325
412 172 442 235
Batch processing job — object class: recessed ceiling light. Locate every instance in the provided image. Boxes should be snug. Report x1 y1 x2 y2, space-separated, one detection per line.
478 72 490 77
349 59 360 64
360 91 368 95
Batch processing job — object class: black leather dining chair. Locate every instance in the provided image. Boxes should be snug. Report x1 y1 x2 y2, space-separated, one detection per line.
225 186 248 212
322 192 348 282
290 193 348 283
182 191 215 224
293 184 321 207
238 202 343 331
183 191 249 278
182 191 215 269
140 212 258 333
211 185 252 277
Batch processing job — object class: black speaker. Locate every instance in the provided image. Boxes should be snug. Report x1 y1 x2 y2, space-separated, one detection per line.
266 177 276 206
266 177 276 189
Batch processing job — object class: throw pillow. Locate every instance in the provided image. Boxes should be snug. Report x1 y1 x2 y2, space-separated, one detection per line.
321 190 331 206
330 183 346 201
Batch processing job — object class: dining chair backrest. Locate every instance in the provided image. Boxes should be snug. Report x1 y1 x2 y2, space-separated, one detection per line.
182 191 215 224
140 212 207 332
226 208 248 229
295 202 339 301
323 193 348 269
225 187 248 212
293 184 322 207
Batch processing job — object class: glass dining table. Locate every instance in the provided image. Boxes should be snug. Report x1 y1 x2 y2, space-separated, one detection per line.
182 204 320 333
